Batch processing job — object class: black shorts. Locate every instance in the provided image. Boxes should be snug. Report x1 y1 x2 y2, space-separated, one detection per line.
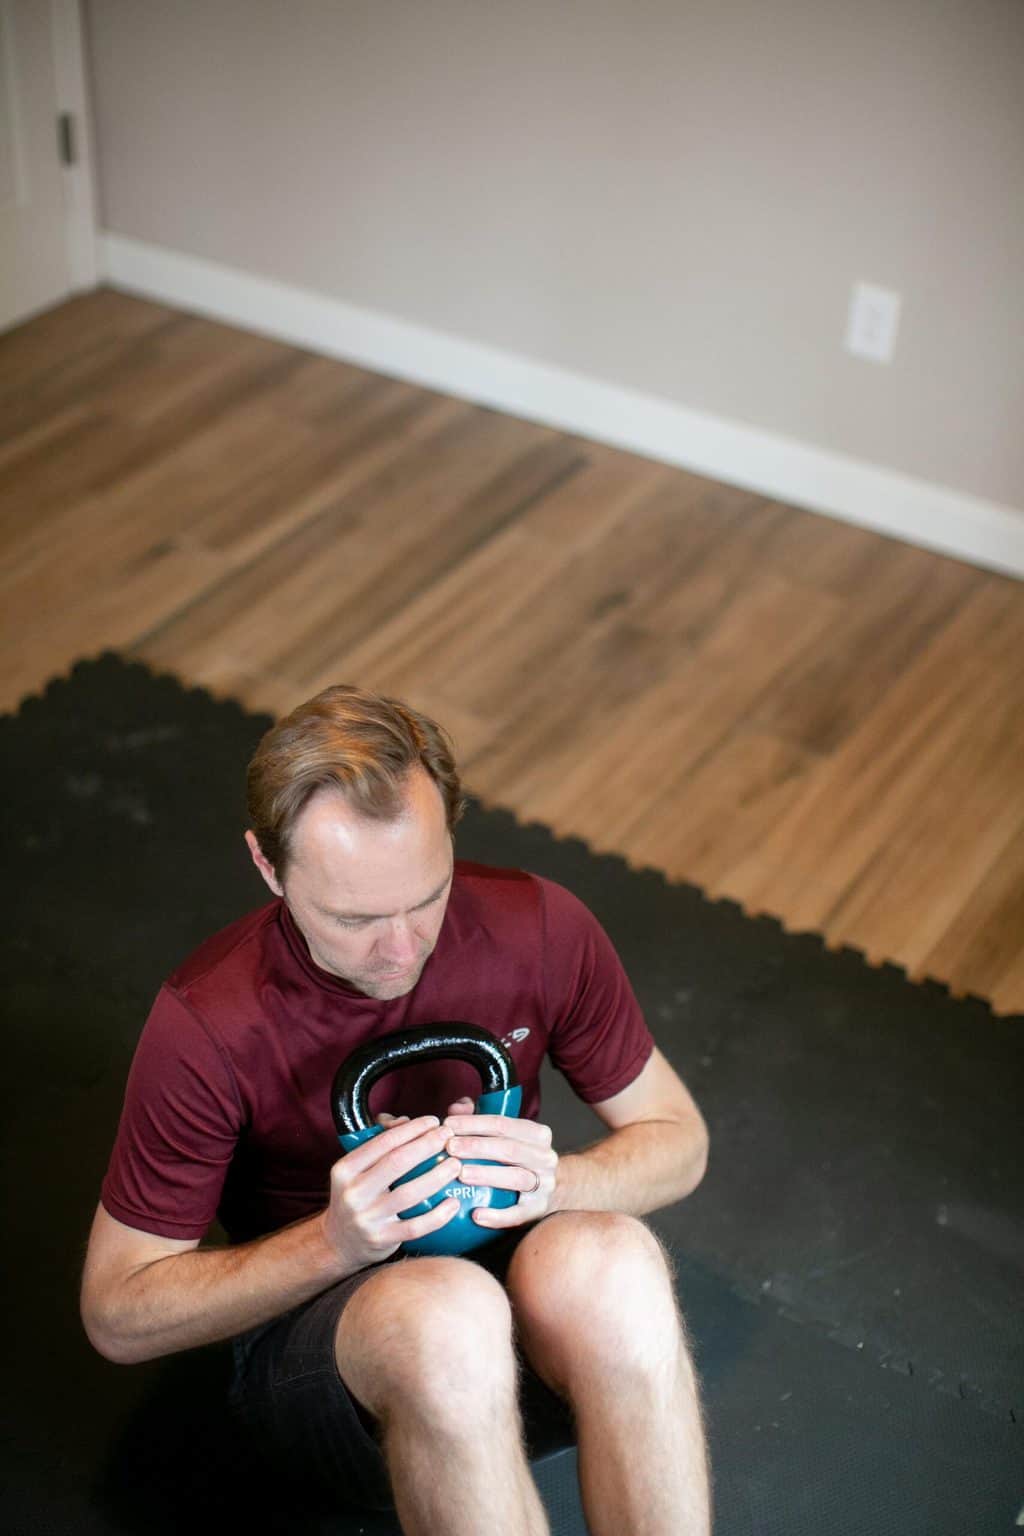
226 1223 575 1513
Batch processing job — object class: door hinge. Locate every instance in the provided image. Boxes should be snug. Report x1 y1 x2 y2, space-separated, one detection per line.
58 112 76 167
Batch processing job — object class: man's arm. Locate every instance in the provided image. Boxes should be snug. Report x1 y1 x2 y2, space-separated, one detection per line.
80 1203 348 1365
550 1046 709 1216
80 1114 462 1365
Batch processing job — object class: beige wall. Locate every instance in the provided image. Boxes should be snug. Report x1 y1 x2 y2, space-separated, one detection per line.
84 0 1023 509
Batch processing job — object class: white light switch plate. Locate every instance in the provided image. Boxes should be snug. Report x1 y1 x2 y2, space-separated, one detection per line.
845 281 902 363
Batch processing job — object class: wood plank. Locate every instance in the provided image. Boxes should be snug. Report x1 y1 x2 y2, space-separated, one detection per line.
329 454 672 701
132 405 561 685
921 815 1024 1007
752 501 909 598
633 729 821 894
0 538 227 710
745 540 985 755
987 940 1024 1020
823 674 1024 972
448 477 770 721
505 569 837 843
0 396 314 608
720 580 1024 932
274 429 584 690
0 288 178 410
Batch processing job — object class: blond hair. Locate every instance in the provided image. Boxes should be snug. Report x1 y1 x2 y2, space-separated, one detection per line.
246 685 464 878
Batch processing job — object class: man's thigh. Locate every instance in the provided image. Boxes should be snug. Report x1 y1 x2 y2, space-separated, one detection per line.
228 1263 394 1512
227 1222 571 1513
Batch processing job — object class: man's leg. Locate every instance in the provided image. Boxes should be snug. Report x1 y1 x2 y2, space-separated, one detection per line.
335 1255 550 1536
505 1210 712 1536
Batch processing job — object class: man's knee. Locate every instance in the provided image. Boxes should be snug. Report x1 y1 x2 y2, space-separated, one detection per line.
336 1257 517 1426
508 1211 683 1376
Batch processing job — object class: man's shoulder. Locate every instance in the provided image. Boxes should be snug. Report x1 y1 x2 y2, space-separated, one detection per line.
166 900 282 997
452 859 588 931
452 858 549 906
453 857 534 889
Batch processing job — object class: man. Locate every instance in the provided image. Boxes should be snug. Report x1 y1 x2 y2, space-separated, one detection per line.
81 685 712 1536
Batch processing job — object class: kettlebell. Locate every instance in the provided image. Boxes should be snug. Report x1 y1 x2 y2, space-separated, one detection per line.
331 1022 523 1257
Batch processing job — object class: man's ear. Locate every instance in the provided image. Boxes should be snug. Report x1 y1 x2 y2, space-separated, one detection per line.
245 830 284 897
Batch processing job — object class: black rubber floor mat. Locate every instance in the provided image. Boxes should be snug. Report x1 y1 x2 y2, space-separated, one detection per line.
2 653 1021 1534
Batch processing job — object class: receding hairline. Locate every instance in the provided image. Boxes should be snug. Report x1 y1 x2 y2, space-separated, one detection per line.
274 767 453 889
289 763 449 834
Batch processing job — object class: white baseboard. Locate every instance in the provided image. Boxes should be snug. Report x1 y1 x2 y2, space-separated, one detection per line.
100 231 1024 580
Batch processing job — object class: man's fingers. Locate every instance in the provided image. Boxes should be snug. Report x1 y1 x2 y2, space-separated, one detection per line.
378 1155 463 1220
457 1162 544 1192
338 1116 445 1180
469 1203 532 1231
445 1097 475 1117
446 1134 556 1170
392 1195 462 1243
444 1114 553 1148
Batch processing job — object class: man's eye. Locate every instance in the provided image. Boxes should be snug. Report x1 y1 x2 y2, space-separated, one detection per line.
336 917 369 930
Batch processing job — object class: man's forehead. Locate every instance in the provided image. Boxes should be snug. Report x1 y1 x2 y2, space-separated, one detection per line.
293 791 405 853
287 786 452 908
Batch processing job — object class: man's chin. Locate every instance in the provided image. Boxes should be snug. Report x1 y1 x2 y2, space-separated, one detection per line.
359 965 425 1001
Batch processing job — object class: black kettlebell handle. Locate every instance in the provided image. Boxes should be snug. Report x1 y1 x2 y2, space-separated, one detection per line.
331 1022 516 1137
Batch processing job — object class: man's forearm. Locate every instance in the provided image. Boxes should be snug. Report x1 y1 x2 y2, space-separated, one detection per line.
85 1212 349 1366
551 1117 708 1218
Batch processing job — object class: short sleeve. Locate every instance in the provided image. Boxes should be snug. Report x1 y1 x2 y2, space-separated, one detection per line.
539 878 654 1104
100 985 243 1240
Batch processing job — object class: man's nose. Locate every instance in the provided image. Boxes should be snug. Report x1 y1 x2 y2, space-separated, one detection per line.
379 917 419 965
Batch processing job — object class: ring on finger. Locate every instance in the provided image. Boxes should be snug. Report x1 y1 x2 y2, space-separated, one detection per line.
523 1168 542 1195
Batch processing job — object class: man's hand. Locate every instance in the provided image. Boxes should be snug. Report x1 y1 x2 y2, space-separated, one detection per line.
443 1102 560 1229
324 1115 461 1270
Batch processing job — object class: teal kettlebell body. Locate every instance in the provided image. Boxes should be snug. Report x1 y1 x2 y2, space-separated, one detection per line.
331 1023 523 1257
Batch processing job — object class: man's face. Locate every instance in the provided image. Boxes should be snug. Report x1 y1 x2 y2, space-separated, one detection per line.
248 769 454 1001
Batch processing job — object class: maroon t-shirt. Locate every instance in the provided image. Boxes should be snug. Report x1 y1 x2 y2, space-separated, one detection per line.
101 860 654 1244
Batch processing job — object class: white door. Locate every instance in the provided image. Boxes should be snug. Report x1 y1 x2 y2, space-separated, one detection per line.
0 0 96 333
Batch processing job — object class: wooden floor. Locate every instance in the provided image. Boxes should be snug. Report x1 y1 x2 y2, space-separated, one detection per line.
3 288 1023 1015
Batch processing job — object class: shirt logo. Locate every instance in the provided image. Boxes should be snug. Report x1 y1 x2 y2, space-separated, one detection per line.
501 1027 530 1048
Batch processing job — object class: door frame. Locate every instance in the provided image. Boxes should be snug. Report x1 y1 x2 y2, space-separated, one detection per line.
52 0 98 293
